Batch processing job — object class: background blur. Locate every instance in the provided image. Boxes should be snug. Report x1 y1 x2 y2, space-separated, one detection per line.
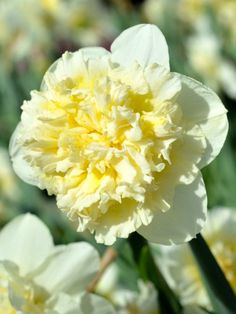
0 0 236 293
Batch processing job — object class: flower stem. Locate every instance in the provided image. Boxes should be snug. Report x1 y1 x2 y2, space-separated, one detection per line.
87 248 118 292
189 233 236 313
129 233 182 314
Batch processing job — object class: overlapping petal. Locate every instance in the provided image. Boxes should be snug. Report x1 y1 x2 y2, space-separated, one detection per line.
176 75 228 168
138 173 207 244
33 242 99 295
0 214 53 275
111 24 170 69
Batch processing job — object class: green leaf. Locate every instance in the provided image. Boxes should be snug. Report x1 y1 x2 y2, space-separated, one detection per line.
129 233 182 314
189 234 236 314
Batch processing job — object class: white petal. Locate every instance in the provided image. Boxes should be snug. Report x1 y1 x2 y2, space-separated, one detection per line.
0 214 53 275
46 293 80 314
78 47 110 61
34 242 99 295
9 123 40 187
41 47 110 90
111 24 170 69
93 200 153 245
77 292 116 314
138 174 207 244
177 74 228 168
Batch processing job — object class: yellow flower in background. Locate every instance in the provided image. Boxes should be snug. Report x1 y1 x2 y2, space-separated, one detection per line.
0 214 115 314
10 24 228 245
155 208 236 309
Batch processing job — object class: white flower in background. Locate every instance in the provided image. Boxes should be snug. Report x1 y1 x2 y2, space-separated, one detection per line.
52 0 117 46
114 281 159 314
98 275 159 314
209 0 236 44
0 213 115 313
142 0 166 25
0 0 116 72
10 24 228 245
97 269 206 314
0 0 50 66
186 19 236 98
154 208 236 309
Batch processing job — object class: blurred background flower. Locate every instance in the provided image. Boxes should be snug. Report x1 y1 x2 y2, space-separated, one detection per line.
153 207 236 309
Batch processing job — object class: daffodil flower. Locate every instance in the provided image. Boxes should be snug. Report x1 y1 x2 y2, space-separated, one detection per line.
154 207 236 309
10 24 228 245
0 214 115 313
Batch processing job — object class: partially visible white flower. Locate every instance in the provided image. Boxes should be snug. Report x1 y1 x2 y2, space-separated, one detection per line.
0 214 115 313
96 261 159 313
154 208 236 309
10 24 228 245
116 280 159 314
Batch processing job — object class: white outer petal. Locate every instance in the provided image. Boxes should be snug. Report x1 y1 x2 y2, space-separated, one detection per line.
9 123 40 187
177 74 228 168
138 173 207 245
111 24 170 69
77 292 116 314
0 214 54 275
33 242 100 295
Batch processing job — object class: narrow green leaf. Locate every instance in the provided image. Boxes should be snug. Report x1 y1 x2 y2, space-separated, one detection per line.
129 233 182 314
189 234 236 314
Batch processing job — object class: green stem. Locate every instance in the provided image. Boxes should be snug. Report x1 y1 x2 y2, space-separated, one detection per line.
189 234 236 313
129 233 182 314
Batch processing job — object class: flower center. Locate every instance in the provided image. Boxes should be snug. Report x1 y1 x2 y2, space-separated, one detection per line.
0 264 47 314
211 241 236 291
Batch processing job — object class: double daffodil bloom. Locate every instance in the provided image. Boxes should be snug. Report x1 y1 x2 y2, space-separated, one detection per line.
155 208 236 309
10 24 228 245
0 214 115 313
